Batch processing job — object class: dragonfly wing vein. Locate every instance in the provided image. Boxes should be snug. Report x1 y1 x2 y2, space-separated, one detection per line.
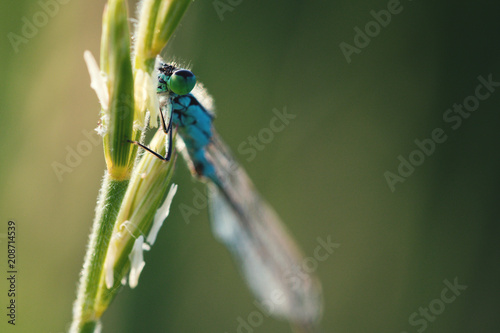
206 134 323 326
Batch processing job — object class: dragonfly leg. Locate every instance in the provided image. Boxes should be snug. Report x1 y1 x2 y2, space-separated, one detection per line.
159 107 173 161
126 106 175 161
159 106 171 134
128 140 170 161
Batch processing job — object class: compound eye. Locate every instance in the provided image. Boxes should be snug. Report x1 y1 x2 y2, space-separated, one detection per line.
168 69 196 95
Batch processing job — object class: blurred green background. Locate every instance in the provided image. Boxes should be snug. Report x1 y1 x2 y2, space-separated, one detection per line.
1 0 500 332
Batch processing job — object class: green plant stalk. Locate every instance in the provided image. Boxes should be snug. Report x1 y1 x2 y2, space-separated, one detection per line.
71 2 133 330
71 1 192 331
130 0 191 154
94 131 176 310
100 0 135 180
71 131 175 332
133 0 162 72
70 174 129 332
151 0 191 54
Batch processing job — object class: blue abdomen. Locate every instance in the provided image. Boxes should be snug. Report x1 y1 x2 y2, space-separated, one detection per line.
172 94 217 180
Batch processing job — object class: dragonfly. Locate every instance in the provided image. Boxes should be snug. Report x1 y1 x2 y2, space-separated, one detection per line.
129 60 323 331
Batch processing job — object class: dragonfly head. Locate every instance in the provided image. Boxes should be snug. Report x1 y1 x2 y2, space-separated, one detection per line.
158 63 196 96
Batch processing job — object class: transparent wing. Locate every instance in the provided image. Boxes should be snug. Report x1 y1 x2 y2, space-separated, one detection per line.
205 132 323 329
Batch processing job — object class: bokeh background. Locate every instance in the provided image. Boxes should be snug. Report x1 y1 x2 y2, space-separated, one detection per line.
1 0 500 332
